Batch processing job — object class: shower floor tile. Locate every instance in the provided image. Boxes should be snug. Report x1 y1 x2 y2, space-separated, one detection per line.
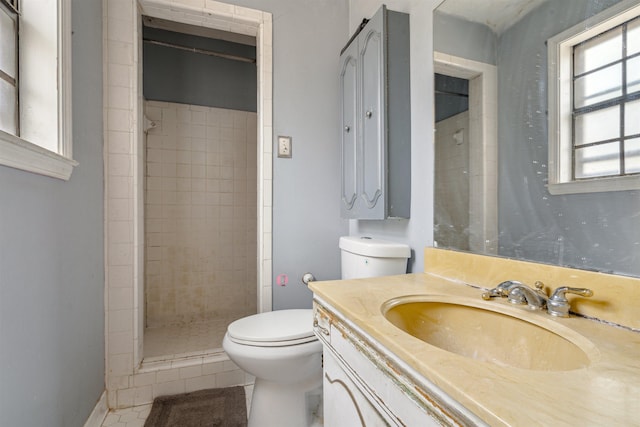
143 319 232 359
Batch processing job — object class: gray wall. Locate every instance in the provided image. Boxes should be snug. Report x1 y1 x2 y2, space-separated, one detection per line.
433 11 496 66
0 0 104 426
497 0 640 276
218 0 350 308
143 27 257 111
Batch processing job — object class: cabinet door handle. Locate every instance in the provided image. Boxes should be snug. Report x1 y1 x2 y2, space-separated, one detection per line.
365 110 373 118
344 125 351 133
313 319 330 336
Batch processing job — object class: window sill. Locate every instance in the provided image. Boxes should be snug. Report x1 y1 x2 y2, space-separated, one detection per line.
0 131 77 180
548 175 640 195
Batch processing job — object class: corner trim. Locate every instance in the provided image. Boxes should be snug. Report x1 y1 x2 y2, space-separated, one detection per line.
83 391 109 427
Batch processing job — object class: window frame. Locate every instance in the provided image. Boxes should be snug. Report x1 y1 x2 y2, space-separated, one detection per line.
0 0 76 180
547 0 640 195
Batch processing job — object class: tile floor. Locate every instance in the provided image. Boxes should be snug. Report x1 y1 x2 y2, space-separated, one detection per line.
101 404 151 427
143 319 230 358
101 385 254 427
101 385 326 426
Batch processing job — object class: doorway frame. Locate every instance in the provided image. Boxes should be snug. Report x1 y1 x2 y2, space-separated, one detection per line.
434 51 498 254
104 0 272 404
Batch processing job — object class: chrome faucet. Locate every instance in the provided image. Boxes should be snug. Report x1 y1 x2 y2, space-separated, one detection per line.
481 280 523 300
506 281 548 310
481 280 593 318
547 286 593 317
482 280 547 309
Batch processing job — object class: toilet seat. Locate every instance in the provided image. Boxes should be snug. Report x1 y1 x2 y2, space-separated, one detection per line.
227 309 317 347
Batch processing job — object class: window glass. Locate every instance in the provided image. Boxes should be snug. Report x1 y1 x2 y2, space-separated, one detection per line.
625 99 640 136
0 78 16 134
575 142 621 179
625 138 640 173
0 4 17 77
574 64 622 108
574 27 622 75
571 13 640 181
574 106 620 146
0 1 17 135
626 56 640 94
627 18 640 56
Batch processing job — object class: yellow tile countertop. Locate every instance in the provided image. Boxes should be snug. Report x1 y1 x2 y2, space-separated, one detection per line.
309 249 640 426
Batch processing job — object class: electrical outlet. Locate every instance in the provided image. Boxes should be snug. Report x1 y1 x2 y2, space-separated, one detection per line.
278 136 292 158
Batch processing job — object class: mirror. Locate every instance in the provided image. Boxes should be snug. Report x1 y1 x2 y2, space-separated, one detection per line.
433 0 640 277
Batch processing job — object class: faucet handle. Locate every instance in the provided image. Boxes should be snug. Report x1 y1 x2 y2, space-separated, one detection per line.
547 286 593 317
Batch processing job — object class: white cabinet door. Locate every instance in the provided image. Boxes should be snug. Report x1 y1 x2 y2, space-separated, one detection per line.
359 9 385 219
323 350 390 427
340 40 359 215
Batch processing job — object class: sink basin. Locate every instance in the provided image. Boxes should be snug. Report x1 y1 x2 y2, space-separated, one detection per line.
382 296 596 371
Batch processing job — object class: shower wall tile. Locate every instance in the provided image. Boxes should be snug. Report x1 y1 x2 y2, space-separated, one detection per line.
109 309 133 333
144 100 258 328
106 0 133 24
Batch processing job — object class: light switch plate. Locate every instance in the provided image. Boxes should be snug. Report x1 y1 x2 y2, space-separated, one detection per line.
278 136 292 158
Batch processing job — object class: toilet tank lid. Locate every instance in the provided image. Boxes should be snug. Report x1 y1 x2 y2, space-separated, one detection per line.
339 236 411 258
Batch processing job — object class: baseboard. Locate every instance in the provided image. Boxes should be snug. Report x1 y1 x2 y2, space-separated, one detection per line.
84 391 108 427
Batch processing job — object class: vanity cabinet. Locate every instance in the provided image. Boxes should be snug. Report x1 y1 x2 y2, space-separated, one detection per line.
340 5 411 219
323 352 390 426
313 301 466 426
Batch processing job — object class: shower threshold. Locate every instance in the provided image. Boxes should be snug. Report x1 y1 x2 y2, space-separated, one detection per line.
139 346 230 373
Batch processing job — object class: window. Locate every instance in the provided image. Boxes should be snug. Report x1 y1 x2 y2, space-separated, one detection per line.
0 0 19 136
0 0 75 180
548 0 640 194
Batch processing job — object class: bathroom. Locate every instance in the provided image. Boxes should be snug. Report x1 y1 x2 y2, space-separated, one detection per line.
0 0 638 426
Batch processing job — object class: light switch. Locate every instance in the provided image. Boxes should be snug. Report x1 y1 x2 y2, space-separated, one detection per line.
278 136 292 158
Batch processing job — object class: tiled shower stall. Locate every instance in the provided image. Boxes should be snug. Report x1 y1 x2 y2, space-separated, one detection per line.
143 101 257 357
103 0 273 409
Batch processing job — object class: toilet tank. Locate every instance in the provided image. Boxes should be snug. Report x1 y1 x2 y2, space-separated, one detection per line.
339 236 411 280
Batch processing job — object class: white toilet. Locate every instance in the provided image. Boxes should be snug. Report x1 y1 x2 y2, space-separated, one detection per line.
222 236 410 427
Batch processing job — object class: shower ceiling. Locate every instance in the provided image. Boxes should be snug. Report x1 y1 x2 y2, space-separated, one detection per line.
437 0 549 34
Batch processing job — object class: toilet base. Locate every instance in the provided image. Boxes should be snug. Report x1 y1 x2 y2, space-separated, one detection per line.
248 377 322 427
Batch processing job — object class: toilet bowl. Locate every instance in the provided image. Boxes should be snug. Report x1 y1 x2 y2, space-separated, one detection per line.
223 236 410 426
222 309 322 427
